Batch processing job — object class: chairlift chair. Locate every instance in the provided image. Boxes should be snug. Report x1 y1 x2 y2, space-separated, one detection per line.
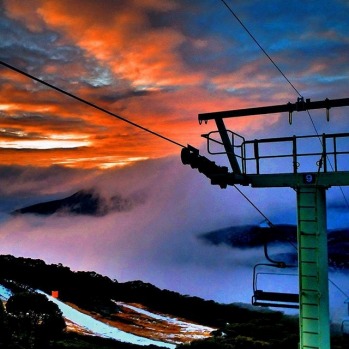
341 298 349 336
252 263 299 309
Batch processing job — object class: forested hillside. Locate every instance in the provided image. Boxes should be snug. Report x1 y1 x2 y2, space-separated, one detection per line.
0 255 347 348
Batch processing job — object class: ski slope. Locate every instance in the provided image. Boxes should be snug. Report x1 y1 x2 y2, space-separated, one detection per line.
0 285 174 348
0 285 12 301
37 290 176 348
117 301 215 337
1 285 214 347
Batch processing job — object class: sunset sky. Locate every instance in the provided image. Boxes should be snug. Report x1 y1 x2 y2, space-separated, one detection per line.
0 0 349 307
1 0 349 169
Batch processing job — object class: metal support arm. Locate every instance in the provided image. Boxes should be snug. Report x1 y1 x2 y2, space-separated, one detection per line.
199 97 349 122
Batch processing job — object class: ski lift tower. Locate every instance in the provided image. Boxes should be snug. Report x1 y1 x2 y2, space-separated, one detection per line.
181 97 349 349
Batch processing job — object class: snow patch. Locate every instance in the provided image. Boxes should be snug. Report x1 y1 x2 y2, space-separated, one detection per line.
0 285 12 301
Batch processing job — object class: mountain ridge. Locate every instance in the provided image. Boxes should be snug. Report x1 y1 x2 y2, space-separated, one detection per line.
12 189 143 216
200 224 349 269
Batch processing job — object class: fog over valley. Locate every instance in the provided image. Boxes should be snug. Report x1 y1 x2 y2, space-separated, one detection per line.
0 156 348 323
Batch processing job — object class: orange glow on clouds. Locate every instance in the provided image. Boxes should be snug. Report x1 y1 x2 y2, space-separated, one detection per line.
0 1 216 168
2 0 345 169
0 133 91 150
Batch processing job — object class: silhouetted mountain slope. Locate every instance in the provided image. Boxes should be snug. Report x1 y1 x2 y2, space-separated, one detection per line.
1 255 348 349
13 189 142 216
200 224 349 269
0 255 285 328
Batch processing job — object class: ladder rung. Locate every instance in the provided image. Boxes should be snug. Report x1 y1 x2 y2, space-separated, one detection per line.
301 315 319 320
302 289 320 293
302 290 320 294
302 301 319 306
301 274 318 278
301 261 317 265
304 331 319 335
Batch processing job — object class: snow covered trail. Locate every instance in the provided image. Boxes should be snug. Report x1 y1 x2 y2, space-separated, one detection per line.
36 290 175 348
117 302 215 334
0 285 12 300
1 284 211 347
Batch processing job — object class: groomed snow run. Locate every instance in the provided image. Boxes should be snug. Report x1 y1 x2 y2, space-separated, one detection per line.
0 285 175 347
36 290 175 348
116 301 215 334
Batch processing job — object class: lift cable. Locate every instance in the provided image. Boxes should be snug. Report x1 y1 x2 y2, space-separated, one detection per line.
220 0 349 211
329 279 349 299
235 184 349 299
243 190 349 299
287 238 349 299
220 0 302 97
0 59 185 149
233 185 273 227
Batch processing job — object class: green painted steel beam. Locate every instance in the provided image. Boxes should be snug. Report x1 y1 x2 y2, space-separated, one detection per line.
297 187 330 349
245 172 349 188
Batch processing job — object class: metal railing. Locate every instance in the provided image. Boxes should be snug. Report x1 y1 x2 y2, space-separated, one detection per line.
204 131 349 175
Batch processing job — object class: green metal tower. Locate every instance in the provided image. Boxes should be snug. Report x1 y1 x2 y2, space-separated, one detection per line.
182 97 349 349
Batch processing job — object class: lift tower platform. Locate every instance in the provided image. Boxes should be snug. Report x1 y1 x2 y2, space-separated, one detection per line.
182 97 349 349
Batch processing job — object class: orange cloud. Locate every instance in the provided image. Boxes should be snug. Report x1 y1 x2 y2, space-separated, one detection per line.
5 0 202 88
0 60 263 169
1 0 273 169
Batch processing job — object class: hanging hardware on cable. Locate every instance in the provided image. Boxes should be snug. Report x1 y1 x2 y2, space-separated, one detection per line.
181 145 230 188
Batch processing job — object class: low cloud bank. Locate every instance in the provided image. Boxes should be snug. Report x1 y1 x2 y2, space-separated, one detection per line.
0 157 348 312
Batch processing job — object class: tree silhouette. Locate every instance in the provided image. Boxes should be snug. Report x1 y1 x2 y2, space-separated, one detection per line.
0 300 11 347
6 292 66 348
